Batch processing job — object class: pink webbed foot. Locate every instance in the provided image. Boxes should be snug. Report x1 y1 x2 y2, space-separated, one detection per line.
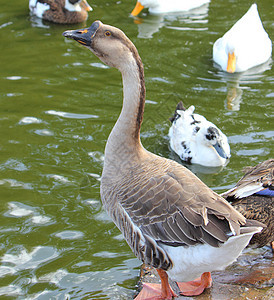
135 282 175 300
135 269 177 300
177 272 212 296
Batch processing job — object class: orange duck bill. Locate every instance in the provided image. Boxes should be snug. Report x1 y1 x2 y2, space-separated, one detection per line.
82 0 93 12
131 1 145 16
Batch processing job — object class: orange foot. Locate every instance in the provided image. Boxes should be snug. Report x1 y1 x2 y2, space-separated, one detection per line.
177 272 212 296
135 282 176 300
135 269 177 300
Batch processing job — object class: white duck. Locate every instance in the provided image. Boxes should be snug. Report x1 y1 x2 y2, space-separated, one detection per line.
131 0 210 16
213 3 272 73
169 101 230 167
63 21 263 299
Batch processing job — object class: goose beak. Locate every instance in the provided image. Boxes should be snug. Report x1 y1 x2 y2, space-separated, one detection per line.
213 142 229 159
227 52 236 73
131 1 144 16
63 20 101 46
82 0 92 12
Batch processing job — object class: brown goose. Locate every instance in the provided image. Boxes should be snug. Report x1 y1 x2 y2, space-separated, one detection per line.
29 0 92 24
222 159 274 251
63 21 263 299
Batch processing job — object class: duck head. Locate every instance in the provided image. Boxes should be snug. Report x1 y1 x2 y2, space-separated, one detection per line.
200 126 231 160
65 0 92 12
63 21 138 71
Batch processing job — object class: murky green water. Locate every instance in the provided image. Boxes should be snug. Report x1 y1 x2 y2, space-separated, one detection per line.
0 0 273 299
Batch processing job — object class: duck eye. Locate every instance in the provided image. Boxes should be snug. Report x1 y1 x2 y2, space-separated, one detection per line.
104 31 111 37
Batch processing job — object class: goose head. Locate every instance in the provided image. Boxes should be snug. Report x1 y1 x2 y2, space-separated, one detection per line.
63 21 138 72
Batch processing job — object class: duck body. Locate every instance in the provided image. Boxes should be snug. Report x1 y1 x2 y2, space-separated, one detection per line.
63 21 263 298
169 102 230 167
213 4 272 73
29 0 92 24
131 0 210 16
222 159 274 250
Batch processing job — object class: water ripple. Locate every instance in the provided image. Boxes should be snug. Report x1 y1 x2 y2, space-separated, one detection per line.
0 159 28 171
0 179 33 190
1 246 59 271
46 110 99 119
18 117 43 125
55 230 84 240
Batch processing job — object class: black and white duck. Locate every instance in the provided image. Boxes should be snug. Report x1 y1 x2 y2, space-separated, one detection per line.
169 101 230 167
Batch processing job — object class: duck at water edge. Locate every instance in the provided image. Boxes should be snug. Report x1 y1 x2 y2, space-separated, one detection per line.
63 21 263 299
222 159 274 252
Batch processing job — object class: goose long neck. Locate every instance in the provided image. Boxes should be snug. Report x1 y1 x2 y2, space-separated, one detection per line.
104 51 146 164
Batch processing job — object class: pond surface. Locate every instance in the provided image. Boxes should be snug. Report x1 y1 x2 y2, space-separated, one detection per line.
0 0 273 299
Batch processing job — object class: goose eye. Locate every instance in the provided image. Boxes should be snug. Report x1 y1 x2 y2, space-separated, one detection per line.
104 31 111 37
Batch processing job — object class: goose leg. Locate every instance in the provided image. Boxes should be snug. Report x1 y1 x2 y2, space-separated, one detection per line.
271 241 274 253
177 272 212 296
135 269 177 300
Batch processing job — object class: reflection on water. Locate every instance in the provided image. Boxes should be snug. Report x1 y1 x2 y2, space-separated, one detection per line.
0 0 273 299
215 59 273 111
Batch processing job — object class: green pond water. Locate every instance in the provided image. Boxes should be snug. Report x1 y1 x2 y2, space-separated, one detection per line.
0 0 273 299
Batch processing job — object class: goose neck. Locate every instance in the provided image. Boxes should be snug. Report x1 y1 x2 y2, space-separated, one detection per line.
104 55 146 163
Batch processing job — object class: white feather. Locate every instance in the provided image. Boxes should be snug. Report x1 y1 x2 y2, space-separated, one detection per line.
29 0 50 18
65 0 81 12
139 0 210 14
163 228 262 282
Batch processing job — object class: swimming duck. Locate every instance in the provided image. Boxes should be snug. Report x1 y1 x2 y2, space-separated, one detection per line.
131 0 210 16
213 4 272 73
63 21 263 299
29 0 92 24
222 159 274 251
169 101 230 167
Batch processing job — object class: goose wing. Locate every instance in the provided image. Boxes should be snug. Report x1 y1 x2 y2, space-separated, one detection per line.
119 157 246 250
